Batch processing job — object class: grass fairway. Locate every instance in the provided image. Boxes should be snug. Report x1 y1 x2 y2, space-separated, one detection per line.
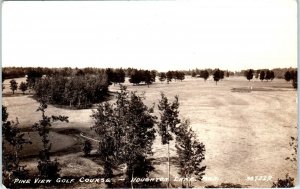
3 76 297 188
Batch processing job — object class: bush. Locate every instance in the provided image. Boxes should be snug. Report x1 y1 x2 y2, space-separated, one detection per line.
37 160 61 179
83 140 92 156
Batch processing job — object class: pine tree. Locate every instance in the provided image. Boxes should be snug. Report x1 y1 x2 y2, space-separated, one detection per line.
265 70 271 81
175 120 206 188
158 93 180 187
260 71 265 81
213 69 221 85
123 90 156 187
150 70 157 83
19 82 28 94
92 86 156 187
284 71 292 82
32 99 69 179
2 106 31 188
166 71 173 83
159 72 167 83
91 101 116 183
202 70 209 82
10 79 18 94
245 69 254 81
144 70 153 87
270 71 275 81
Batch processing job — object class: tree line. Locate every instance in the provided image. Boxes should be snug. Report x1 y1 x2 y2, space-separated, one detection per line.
3 66 296 80
128 69 157 86
158 71 185 83
236 67 297 79
3 67 107 79
244 69 297 89
34 75 109 109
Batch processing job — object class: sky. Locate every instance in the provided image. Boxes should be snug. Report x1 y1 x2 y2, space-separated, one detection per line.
2 0 297 72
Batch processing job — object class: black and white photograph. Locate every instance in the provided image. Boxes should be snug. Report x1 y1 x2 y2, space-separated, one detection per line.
1 0 298 188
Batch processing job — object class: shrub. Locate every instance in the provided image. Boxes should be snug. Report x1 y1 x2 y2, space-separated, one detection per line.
83 140 92 156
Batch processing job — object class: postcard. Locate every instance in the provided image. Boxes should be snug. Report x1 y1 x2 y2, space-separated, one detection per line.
2 0 297 188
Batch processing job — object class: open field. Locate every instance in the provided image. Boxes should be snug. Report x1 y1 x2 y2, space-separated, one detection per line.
2 76 297 188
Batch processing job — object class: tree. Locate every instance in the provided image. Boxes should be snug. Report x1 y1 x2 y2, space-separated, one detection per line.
191 71 196 77
105 68 115 85
123 90 156 187
244 69 254 81
26 69 43 89
83 140 92 156
19 82 28 95
34 75 109 109
32 99 69 179
175 120 206 188
265 70 271 81
10 79 18 94
144 70 153 87
166 71 173 83
260 71 265 81
284 71 292 82
75 69 85 76
220 70 224 80
2 106 31 188
176 72 185 81
150 70 157 83
292 70 297 89
158 93 180 187
92 86 156 187
129 69 142 85
202 70 209 82
270 71 275 81
111 68 126 85
213 69 221 85
159 72 167 83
